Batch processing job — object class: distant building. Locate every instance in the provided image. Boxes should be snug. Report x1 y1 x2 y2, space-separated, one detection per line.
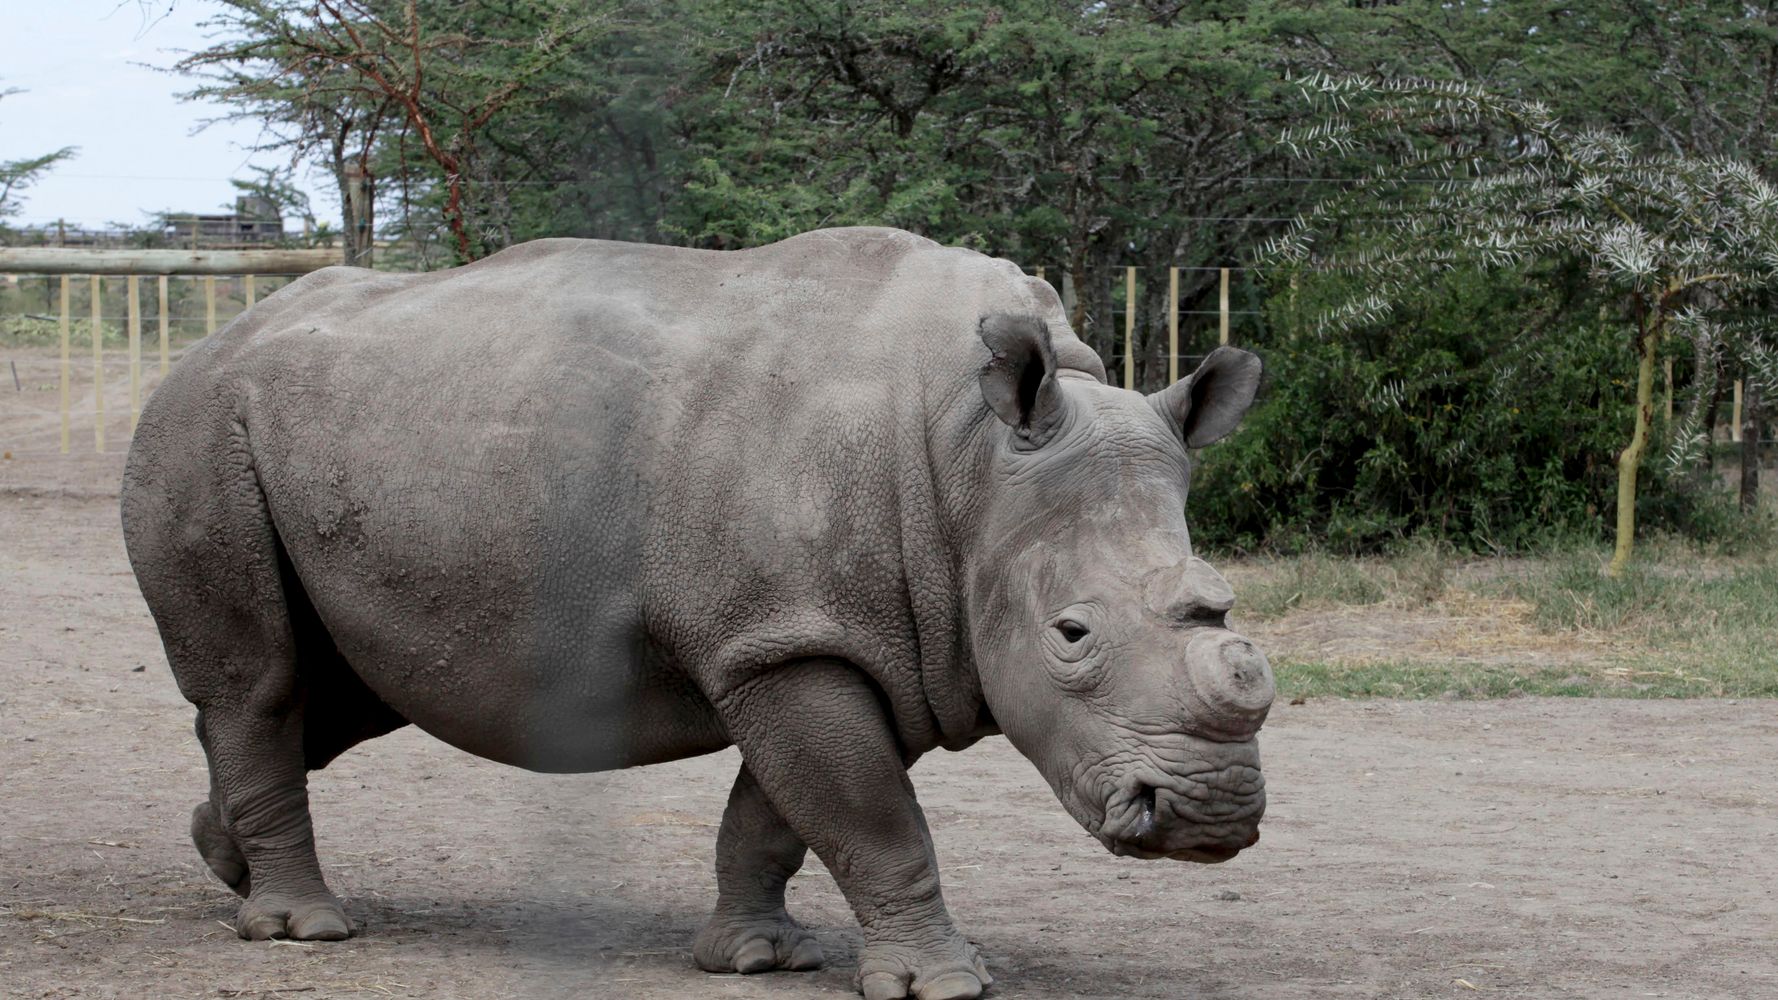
162 195 285 247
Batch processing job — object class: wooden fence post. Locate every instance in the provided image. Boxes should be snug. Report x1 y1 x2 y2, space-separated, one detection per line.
1732 380 1744 443
128 274 141 432
158 275 169 376
1035 265 1045 283
90 275 105 452
244 273 256 308
1123 267 1136 391
1219 267 1231 346
205 276 216 334
58 276 70 454
1167 266 1180 384
1664 358 1674 421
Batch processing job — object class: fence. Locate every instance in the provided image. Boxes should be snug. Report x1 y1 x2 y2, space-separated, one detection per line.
0 251 1753 457
1034 265 1238 389
0 249 337 455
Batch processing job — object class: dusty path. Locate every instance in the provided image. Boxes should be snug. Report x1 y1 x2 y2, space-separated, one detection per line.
3 479 1777 999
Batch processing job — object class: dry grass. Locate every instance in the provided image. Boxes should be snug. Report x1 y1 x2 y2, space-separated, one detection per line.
1218 535 1778 699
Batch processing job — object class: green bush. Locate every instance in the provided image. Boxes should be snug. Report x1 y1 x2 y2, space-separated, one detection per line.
1189 265 1741 554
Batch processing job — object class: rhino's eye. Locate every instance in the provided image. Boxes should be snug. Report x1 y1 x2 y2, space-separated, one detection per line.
1055 620 1091 644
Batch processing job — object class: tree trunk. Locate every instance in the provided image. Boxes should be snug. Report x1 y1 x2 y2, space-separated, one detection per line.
1066 253 1088 339
1702 366 1729 469
1138 271 1170 392
1083 262 1115 377
343 158 374 268
1609 319 1662 577
1741 379 1762 511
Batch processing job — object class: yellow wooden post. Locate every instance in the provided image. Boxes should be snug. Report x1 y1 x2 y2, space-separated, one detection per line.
244 273 256 308
90 276 105 452
158 275 170 376
1167 266 1180 384
1663 357 1674 421
127 274 142 432
1218 267 1231 346
58 276 70 454
205 276 217 334
1123 267 1136 391
1732 380 1744 442
1288 271 1300 339
1035 265 1045 283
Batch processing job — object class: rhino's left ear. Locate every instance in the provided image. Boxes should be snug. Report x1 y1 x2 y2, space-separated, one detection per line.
978 313 1068 446
1149 346 1263 447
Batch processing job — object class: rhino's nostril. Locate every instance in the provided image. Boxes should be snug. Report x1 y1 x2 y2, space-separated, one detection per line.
1131 784 1159 839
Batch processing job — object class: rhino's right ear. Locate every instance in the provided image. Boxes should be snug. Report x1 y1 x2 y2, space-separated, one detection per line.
978 314 1068 447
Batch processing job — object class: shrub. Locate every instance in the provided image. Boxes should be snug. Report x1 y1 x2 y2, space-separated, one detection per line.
1189 265 1739 554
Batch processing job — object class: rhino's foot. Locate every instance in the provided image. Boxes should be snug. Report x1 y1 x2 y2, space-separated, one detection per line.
235 892 351 942
191 802 251 898
857 936 991 1000
693 910 823 974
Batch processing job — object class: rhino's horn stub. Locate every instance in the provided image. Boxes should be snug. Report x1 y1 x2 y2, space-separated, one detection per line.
1142 555 1234 620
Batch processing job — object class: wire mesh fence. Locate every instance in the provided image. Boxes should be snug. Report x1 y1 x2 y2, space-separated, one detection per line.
5 258 1746 458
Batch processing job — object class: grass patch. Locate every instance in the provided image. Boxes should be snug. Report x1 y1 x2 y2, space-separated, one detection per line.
1230 537 1461 620
1222 531 1778 699
1276 657 1778 700
1237 552 1389 617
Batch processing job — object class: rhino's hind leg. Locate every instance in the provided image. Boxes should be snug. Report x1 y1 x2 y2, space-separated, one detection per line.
192 673 351 941
188 656 406 905
128 439 351 942
694 765 824 974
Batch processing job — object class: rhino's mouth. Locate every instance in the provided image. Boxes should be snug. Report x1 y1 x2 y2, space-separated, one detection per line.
1094 763 1265 863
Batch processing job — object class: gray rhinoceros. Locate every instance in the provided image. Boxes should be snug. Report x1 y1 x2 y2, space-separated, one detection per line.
122 227 1272 1000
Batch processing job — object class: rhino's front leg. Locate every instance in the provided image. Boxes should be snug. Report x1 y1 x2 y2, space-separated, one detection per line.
693 765 824 973
720 658 990 1000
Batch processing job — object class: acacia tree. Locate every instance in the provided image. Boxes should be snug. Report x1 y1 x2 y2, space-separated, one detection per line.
180 0 609 264
0 89 75 225
178 8 393 265
672 0 1351 384
1264 75 1778 574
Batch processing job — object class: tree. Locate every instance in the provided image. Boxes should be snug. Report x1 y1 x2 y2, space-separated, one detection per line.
178 2 398 265
1264 75 1778 573
179 0 611 263
662 2 1396 384
0 88 75 224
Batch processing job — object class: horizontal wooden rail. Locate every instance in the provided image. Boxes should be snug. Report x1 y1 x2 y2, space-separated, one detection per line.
0 247 342 275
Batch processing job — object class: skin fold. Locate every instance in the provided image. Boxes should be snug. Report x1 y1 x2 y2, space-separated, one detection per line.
120 227 1272 1000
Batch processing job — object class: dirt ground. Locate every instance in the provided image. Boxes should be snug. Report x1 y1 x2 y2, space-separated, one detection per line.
4 359 1777 999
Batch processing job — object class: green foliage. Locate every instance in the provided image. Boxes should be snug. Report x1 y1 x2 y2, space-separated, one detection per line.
1192 266 1639 553
163 1 1778 555
181 0 611 263
1260 73 1778 568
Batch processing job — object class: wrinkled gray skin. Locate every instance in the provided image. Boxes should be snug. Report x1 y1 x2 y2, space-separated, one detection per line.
121 228 1272 1000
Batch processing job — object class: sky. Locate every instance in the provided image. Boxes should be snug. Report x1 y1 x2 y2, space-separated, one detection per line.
1 0 330 230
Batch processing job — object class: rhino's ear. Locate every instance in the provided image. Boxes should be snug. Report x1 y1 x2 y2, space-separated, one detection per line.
978 313 1068 446
1149 346 1263 448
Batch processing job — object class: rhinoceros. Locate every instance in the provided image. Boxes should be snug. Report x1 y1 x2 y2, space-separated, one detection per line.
121 227 1272 1000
